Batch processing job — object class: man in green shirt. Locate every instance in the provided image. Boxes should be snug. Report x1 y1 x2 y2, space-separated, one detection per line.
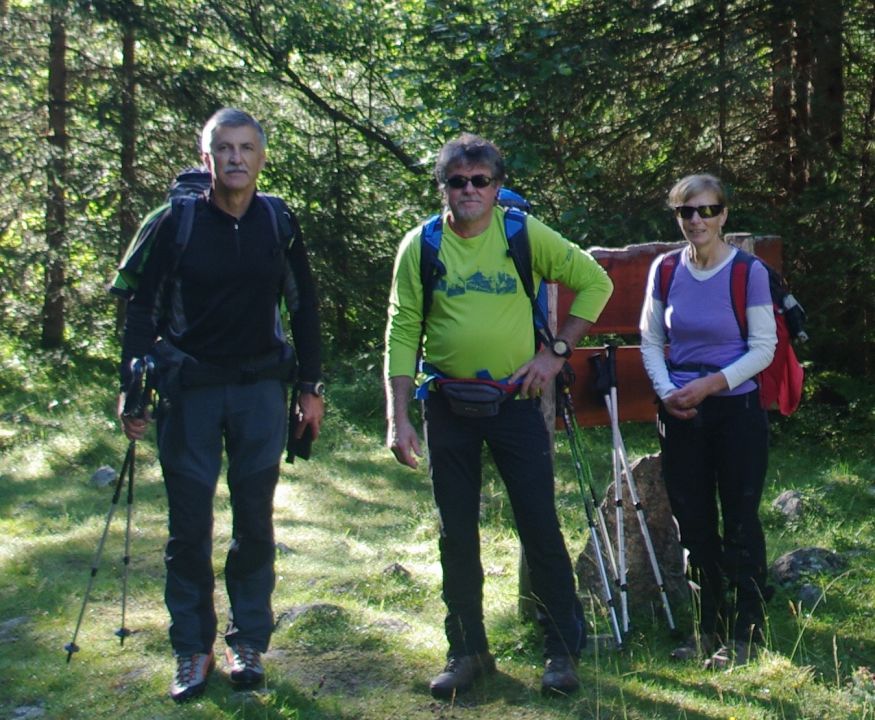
384 133 613 698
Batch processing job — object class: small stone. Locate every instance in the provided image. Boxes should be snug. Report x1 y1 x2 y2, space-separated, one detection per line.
382 562 411 580
0 616 29 643
772 490 803 520
91 465 117 488
771 547 846 585
797 583 823 609
12 706 46 719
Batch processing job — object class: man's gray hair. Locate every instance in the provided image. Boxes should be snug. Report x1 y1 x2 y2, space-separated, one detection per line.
200 108 267 153
434 133 506 187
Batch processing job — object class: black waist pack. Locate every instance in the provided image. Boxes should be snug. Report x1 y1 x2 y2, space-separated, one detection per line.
437 379 515 418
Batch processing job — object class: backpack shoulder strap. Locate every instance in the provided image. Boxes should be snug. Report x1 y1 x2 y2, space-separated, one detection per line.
657 248 683 303
170 196 198 275
503 207 534 300
258 193 301 313
502 207 550 342
259 193 300 251
420 213 445 321
729 250 755 339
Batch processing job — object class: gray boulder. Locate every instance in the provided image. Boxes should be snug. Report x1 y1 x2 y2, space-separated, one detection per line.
576 454 687 619
771 547 846 585
772 490 804 520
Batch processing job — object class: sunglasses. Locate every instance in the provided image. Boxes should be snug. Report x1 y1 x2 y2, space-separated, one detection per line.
446 174 494 189
673 204 724 219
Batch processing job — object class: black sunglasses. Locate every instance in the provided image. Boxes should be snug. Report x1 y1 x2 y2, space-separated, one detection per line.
446 174 494 189
673 204 724 219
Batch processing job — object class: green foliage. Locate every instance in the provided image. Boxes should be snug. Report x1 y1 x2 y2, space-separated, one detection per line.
0 0 873 374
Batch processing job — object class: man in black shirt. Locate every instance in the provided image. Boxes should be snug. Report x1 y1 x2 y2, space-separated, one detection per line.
118 108 323 702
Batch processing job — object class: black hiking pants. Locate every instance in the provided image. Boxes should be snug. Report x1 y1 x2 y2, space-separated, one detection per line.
156 379 286 656
424 392 585 660
658 389 770 642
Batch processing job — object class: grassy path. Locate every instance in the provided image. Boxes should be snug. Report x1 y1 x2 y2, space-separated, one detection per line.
1 367 874 719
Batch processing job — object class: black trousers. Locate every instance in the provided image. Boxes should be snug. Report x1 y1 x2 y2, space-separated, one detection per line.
156 379 286 655
424 392 584 659
658 390 770 640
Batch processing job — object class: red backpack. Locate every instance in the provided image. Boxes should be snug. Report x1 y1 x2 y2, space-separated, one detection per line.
657 248 805 416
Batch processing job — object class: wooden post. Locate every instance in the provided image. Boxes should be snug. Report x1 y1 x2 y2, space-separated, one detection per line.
518 283 559 620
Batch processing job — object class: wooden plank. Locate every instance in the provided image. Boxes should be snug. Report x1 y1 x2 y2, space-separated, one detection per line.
558 345 657 427
558 236 784 335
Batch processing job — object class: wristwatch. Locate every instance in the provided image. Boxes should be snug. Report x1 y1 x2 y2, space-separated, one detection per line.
297 381 326 397
549 338 573 359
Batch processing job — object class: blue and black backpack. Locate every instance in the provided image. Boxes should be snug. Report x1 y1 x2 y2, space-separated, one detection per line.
418 188 550 347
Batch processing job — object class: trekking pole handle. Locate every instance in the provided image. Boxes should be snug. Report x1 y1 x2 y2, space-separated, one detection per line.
122 356 155 419
606 343 618 387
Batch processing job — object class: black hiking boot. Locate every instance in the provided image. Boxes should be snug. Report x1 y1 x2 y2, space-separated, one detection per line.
429 652 496 699
541 655 580 696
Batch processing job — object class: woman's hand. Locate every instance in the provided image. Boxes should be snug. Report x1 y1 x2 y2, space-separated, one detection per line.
662 372 729 420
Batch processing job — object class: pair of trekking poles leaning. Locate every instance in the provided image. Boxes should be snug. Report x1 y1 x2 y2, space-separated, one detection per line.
65 344 675 662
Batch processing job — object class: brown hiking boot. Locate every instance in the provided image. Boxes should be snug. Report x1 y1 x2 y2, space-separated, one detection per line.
541 655 580 696
225 643 265 688
169 652 215 703
429 652 496 699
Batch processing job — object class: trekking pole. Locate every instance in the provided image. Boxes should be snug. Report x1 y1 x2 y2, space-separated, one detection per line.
116 356 155 647
116 437 135 646
65 357 154 663
65 441 134 663
590 352 629 634
557 369 624 650
602 345 677 634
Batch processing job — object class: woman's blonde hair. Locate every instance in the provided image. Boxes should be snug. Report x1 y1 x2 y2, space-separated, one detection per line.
667 173 727 208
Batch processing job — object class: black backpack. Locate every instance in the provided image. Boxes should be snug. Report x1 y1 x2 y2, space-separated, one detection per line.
110 168 300 312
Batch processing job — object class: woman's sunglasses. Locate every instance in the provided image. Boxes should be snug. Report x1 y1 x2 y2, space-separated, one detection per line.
446 174 494 189
673 204 724 219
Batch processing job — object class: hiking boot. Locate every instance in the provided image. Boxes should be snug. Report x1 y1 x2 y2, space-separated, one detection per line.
429 652 496 699
541 655 580 696
704 640 756 670
170 652 215 703
225 644 265 688
669 633 718 662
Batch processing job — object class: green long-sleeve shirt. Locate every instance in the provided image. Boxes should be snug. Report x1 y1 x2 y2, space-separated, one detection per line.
384 207 613 381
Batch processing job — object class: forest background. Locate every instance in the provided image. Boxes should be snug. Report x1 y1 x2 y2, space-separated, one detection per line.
1 1 874 719
2 0 872 377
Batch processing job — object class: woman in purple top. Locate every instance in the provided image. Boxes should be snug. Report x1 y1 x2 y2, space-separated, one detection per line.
640 174 777 669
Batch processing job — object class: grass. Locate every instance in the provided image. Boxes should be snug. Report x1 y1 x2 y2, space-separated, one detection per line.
1 344 874 719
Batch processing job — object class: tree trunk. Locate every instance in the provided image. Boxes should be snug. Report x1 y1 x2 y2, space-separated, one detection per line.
789 0 813 195
331 120 351 351
41 0 68 349
117 20 138 335
770 0 793 195
809 0 843 160
717 0 728 173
